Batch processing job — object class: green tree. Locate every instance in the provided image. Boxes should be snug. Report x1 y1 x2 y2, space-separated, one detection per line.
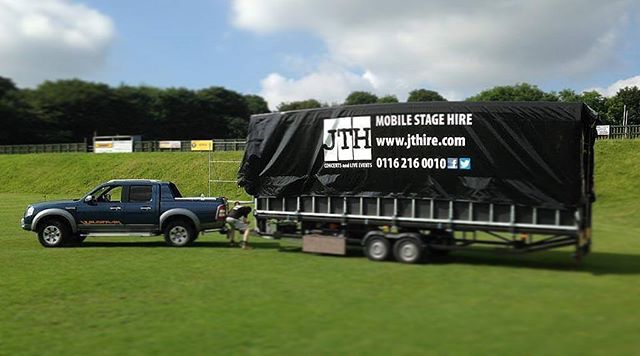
581 91 609 121
606 87 640 125
0 91 43 145
466 83 558 102
344 91 378 105
111 85 160 136
197 87 252 138
25 79 119 142
0 76 17 98
151 87 206 139
243 94 270 115
277 99 322 111
407 89 447 102
558 89 610 121
377 95 399 103
557 89 581 102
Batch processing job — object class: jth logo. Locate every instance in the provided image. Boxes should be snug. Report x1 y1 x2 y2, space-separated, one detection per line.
322 116 372 161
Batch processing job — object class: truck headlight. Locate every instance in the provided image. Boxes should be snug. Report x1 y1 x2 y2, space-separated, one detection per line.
25 206 34 217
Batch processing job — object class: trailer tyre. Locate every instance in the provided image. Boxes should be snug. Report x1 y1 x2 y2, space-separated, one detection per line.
364 236 391 261
393 237 424 264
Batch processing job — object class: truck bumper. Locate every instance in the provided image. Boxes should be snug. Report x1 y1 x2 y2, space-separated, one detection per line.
21 218 31 231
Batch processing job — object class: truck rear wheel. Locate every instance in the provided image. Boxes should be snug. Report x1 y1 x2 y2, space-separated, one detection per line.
393 237 424 264
164 219 195 247
364 236 391 261
37 218 71 248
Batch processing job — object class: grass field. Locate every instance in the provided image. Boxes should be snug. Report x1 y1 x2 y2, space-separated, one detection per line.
1 141 639 355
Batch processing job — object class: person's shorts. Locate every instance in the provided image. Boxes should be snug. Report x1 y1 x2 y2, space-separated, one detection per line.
226 217 248 231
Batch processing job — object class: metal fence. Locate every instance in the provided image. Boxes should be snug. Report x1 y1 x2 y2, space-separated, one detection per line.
133 140 246 152
0 142 88 154
597 125 640 140
0 139 246 155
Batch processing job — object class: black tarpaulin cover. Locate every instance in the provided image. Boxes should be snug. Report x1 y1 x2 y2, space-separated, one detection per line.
238 102 596 209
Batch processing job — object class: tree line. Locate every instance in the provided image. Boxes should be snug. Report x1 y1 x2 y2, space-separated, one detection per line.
278 84 639 126
0 76 638 145
0 77 269 145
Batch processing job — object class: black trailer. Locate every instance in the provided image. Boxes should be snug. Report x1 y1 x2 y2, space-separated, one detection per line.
238 102 596 263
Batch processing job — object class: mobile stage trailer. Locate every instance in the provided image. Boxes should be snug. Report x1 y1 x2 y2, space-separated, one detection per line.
238 102 596 263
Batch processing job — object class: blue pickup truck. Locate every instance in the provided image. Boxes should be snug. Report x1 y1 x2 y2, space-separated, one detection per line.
21 179 228 247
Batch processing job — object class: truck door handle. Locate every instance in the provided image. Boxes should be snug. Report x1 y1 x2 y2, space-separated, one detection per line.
110 206 122 211
140 206 152 211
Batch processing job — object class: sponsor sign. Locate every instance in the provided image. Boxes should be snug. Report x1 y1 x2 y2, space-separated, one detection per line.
94 142 113 149
94 140 133 153
191 140 213 151
159 140 182 149
596 125 610 136
112 141 133 153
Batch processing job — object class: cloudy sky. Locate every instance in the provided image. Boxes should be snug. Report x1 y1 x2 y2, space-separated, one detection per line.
1 0 639 108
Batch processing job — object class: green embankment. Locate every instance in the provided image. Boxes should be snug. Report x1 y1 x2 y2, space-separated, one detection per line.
0 140 639 355
0 151 249 199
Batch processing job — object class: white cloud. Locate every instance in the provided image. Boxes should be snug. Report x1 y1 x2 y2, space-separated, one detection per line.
0 0 115 86
260 67 376 109
232 0 635 105
589 75 640 97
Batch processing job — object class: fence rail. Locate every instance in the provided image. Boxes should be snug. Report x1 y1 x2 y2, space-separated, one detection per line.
0 143 88 154
0 139 246 155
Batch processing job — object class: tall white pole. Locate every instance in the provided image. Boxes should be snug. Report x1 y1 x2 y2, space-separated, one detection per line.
623 105 628 138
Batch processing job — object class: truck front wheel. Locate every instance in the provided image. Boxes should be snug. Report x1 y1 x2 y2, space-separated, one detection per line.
37 218 72 248
164 219 195 247
364 236 391 261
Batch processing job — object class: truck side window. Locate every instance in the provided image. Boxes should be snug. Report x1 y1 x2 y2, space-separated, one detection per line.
129 185 153 202
97 186 123 203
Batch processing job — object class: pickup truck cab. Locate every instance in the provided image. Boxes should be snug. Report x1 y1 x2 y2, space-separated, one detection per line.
21 179 227 247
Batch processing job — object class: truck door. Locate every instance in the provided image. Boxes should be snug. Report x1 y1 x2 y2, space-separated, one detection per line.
76 185 125 232
122 184 158 232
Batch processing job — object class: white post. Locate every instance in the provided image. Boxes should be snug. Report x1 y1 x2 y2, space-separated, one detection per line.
624 105 629 138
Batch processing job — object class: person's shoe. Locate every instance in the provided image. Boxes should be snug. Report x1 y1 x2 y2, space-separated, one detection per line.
241 242 253 250
229 241 239 247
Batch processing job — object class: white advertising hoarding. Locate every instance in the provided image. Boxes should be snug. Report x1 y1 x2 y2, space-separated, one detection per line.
159 140 181 149
94 136 135 153
596 125 610 136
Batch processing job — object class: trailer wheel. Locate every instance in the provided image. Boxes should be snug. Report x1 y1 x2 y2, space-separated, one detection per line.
393 237 424 264
364 236 391 261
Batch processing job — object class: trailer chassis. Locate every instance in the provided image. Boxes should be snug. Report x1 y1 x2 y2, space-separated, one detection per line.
253 195 592 263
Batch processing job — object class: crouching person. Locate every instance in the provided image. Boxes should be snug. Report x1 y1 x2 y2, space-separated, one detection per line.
226 202 252 249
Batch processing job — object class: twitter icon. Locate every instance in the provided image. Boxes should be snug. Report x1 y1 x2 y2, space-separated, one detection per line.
459 157 471 170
